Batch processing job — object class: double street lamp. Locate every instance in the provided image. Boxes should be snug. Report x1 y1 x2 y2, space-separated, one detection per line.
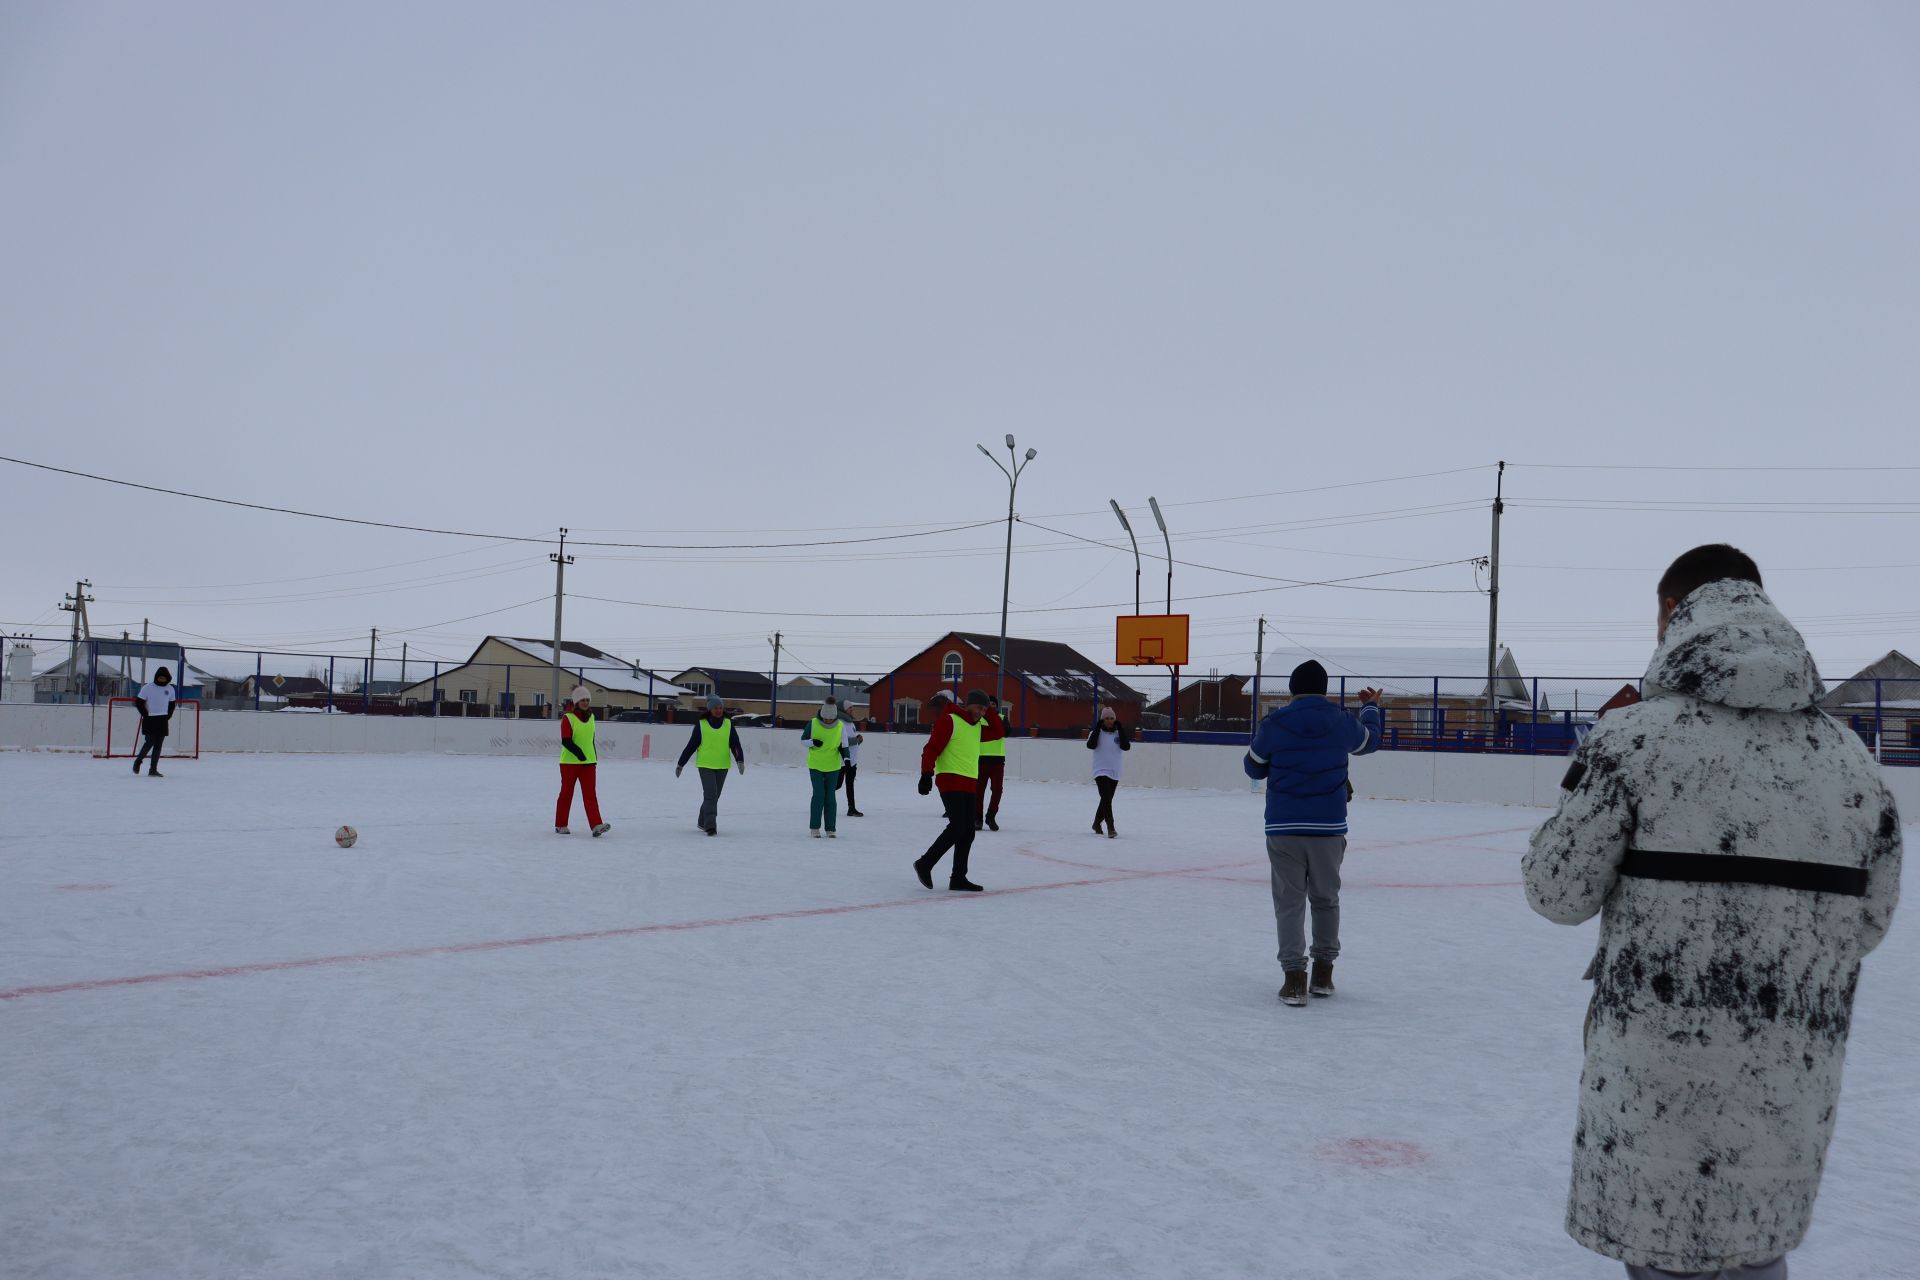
1110 496 1178 740
978 434 1038 705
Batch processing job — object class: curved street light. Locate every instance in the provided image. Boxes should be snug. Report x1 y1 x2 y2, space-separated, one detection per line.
978 437 1038 704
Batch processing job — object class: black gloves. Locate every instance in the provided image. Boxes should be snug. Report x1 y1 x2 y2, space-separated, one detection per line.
810 738 823 748
563 741 587 762
918 774 933 796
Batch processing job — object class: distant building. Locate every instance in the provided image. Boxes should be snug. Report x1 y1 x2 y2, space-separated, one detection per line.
1248 646 1568 748
667 668 870 724
392 636 686 717
1821 650 1920 760
1145 673 1255 726
868 631 1144 735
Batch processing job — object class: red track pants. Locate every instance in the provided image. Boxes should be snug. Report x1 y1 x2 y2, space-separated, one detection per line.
556 763 602 828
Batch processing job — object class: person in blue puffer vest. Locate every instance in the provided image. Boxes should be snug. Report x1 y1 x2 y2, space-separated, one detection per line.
1244 660 1383 1007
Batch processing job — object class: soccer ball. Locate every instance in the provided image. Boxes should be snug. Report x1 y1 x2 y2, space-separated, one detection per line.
335 825 358 848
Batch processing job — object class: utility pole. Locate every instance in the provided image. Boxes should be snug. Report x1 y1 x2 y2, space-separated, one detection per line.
1486 460 1506 735
59 580 93 698
366 627 377 713
550 528 573 719
141 618 150 682
1149 497 1176 743
1252 616 1266 742
770 631 782 727
400 642 408 686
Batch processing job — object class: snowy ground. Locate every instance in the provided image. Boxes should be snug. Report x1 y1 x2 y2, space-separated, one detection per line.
2 752 1915 1280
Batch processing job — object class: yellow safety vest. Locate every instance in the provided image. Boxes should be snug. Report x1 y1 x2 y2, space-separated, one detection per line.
561 712 597 765
808 717 844 772
696 717 734 769
978 714 1007 758
934 712 982 780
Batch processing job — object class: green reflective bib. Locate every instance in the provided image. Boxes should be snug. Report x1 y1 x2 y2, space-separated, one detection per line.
697 717 734 769
978 716 1007 758
561 712 597 765
808 717 843 772
934 712 982 780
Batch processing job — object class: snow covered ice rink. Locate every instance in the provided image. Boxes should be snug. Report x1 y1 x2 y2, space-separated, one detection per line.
3 751 1916 1280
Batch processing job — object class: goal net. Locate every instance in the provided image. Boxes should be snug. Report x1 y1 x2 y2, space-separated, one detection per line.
101 697 202 760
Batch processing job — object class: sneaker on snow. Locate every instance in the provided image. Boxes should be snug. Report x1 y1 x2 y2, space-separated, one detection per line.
148 769 163 778
705 827 717 837
555 826 570 835
913 856 936 889
811 829 822 839
1279 971 1309 1007
131 761 140 774
973 819 984 831
827 830 837 839
591 823 611 837
1107 821 1117 839
949 877 984 893
1309 961 1335 998
846 809 865 817
985 815 998 831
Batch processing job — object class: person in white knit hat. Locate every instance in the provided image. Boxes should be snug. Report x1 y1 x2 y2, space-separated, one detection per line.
555 686 610 836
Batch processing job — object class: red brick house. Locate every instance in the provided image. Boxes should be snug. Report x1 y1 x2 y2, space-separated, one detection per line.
869 631 1145 735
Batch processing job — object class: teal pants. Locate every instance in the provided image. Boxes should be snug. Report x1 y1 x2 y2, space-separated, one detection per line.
809 768 840 832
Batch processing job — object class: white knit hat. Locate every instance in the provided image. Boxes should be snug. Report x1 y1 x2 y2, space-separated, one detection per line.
569 686 591 703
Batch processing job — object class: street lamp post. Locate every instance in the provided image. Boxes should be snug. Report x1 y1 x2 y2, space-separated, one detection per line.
978 435 1038 706
1109 499 1141 615
1149 497 1177 742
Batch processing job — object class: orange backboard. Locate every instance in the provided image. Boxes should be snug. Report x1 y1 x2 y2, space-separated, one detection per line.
1115 614 1190 667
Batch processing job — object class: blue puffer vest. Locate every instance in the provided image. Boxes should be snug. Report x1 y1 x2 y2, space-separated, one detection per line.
1243 697 1382 836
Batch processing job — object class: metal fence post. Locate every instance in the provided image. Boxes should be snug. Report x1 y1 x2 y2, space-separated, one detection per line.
254 652 262 711
648 670 655 723
505 664 513 719
1875 678 1884 763
1432 678 1441 751
1530 678 1539 756
327 658 335 712
432 662 440 716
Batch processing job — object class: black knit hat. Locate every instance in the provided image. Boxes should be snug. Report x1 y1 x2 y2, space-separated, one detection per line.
965 690 990 707
1288 660 1328 696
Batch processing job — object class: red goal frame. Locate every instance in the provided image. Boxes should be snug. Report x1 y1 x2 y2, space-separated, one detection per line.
101 697 202 760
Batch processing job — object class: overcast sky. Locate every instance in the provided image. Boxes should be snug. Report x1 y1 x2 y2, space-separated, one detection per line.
3 2 1916 690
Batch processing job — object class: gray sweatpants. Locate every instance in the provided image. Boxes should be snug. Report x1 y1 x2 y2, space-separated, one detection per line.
1265 834 1345 973
1626 1261 1786 1280
698 767 728 831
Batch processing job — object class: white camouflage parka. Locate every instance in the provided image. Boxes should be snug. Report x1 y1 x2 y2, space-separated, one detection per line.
1522 579 1902 1271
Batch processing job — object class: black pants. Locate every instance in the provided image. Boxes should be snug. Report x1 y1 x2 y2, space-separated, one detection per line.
134 719 167 770
920 789 976 882
838 763 858 810
1094 776 1119 830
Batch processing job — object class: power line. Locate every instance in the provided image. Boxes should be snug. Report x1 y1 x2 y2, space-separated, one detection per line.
0 454 1001 550
1509 463 1920 473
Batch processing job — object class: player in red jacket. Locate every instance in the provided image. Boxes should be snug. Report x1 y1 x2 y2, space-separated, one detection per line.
973 695 1008 831
912 691 989 892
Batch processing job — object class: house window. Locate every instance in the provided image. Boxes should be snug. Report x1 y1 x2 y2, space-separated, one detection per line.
532 692 546 707
895 699 921 726
1410 705 1439 736
941 652 963 682
686 680 712 697
458 688 477 704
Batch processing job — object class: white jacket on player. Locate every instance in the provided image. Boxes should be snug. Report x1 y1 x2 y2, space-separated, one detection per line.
1523 579 1902 1272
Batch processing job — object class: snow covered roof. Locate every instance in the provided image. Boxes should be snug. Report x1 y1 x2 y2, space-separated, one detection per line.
1255 646 1533 703
486 637 690 699
1821 650 1920 711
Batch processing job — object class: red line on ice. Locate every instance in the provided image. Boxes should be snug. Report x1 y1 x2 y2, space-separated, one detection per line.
0 860 1236 1003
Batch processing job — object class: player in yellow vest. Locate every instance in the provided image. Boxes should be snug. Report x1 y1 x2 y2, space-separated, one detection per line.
912 690 988 891
556 686 610 836
804 696 848 837
676 694 746 835
974 693 1009 831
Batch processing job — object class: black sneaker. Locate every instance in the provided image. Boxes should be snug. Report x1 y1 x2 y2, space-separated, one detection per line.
148 769 163 778
1279 971 1309 1007
705 827 717 837
913 856 936 890
973 819 984 831
985 815 999 831
1309 961 1335 998
846 809 865 817
949 877 984 893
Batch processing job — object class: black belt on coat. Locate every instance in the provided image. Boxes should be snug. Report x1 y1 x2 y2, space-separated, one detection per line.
1620 849 1867 897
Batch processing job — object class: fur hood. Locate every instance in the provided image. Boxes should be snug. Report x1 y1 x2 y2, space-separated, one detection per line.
1644 579 1824 712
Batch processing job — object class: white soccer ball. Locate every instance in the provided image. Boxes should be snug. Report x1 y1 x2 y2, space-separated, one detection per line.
335 825 358 848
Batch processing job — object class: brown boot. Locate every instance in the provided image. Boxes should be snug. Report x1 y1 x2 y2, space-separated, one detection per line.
1309 961 1335 998
1278 971 1309 1007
